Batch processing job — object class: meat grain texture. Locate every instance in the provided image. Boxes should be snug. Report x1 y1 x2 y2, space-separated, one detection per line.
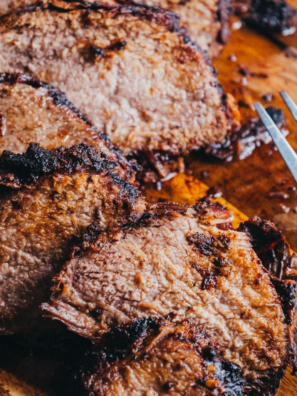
0 1 229 156
0 144 145 335
0 0 230 57
83 319 274 396
44 203 291 395
0 73 136 180
107 0 230 57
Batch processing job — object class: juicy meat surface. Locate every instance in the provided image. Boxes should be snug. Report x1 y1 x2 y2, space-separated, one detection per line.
88 0 230 57
44 202 290 382
82 319 286 396
0 143 145 335
117 0 230 57
0 1 229 155
0 73 133 180
0 0 230 57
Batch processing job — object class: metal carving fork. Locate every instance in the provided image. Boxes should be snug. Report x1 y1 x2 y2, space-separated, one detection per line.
255 91 297 183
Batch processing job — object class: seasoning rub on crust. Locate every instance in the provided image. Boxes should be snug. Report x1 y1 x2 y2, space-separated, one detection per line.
44 202 291 395
0 144 145 335
0 1 229 156
0 73 136 179
0 0 230 57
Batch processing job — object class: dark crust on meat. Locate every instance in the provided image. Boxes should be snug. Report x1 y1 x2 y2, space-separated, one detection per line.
56 0 231 49
66 202 190 257
0 143 139 204
0 1 231 141
64 201 232 258
82 318 286 396
238 217 295 280
245 366 286 396
205 106 286 162
0 72 90 124
84 318 160 366
216 0 231 44
0 1 219 71
271 278 297 325
0 1 192 41
239 217 297 374
68 201 229 257
0 73 130 168
238 217 297 323
244 0 297 34
45 203 290 394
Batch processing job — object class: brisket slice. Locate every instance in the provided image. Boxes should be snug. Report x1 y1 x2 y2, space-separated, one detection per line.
0 73 134 180
82 319 286 396
43 201 290 390
0 0 230 57
0 143 145 335
239 217 297 373
122 0 231 57
86 0 230 58
0 1 229 156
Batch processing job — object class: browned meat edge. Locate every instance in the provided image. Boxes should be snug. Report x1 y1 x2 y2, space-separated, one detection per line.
66 204 297 374
239 217 297 374
0 143 139 206
66 201 200 256
0 1 204 49
0 72 133 171
57 0 231 49
81 318 286 396
43 201 291 394
0 0 232 138
217 0 231 45
0 72 90 124
243 0 297 35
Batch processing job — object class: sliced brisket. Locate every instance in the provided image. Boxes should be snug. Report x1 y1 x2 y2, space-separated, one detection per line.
0 143 145 335
0 73 134 180
82 319 284 396
0 1 229 156
83 318 286 396
0 0 230 57
239 217 297 373
44 202 290 393
90 0 230 57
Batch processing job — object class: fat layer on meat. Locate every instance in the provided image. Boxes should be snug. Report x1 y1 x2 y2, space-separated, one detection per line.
0 143 145 335
0 1 229 155
44 202 289 380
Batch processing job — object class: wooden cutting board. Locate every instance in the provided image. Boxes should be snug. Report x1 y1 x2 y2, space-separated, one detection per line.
1 2 297 395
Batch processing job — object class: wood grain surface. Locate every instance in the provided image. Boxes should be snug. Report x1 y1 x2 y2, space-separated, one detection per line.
0 369 46 396
1 2 297 395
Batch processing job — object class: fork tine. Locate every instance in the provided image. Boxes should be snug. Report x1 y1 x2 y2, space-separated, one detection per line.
280 90 297 123
255 102 297 183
